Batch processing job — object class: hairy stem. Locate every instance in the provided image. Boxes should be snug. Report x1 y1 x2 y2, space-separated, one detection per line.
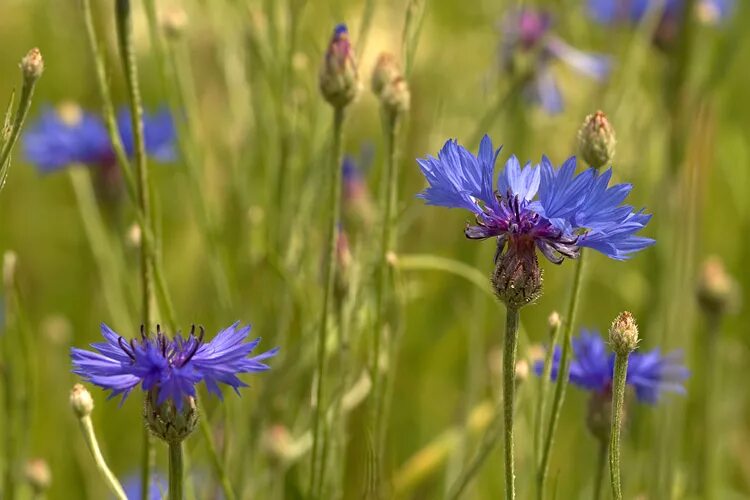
609 354 629 500
503 307 520 500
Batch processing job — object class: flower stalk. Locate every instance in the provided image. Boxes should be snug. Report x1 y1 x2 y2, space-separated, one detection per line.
169 442 184 500
609 354 628 500
538 252 585 499
502 307 520 500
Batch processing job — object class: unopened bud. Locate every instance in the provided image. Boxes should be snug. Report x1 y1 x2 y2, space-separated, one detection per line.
696 256 740 319
70 383 94 418
162 8 188 39
319 24 359 108
371 52 410 114
24 458 51 493
20 48 44 82
491 242 543 309
547 311 561 330
144 389 198 444
609 311 639 355
3 250 17 289
577 111 616 169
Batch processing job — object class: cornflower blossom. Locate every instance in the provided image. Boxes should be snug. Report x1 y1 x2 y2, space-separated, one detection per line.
120 473 167 500
535 330 690 404
71 322 278 410
500 8 611 114
416 135 654 264
23 104 175 173
587 0 734 48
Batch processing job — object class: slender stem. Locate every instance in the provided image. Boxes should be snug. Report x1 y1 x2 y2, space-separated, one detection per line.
538 253 586 499
1 306 17 500
0 58 40 191
197 400 237 500
68 169 134 332
700 316 720 499
370 109 401 493
593 439 607 500
114 2 156 497
77 416 127 500
609 354 629 500
308 106 346 499
169 442 184 500
534 319 562 464
503 307 520 500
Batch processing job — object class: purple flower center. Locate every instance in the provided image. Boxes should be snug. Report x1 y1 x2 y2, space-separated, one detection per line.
118 325 205 369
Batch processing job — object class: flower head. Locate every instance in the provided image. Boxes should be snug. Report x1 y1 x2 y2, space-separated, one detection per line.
587 0 734 48
416 135 654 265
23 105 176 173
501 8 611 114
71 322 278 410
534 329 689 404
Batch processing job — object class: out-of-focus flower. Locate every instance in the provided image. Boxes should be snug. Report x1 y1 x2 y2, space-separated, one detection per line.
534 330 689 404
71 322 278 409
587 0 734 48
120 472 167 500
24 458 51 494
500 8 611 114
371 52 410 114
319 24 359 108
342 154 375 228
23 104 175 173
696 255 740 318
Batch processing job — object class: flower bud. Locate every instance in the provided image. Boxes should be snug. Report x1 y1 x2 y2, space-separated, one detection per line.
609 311 639 355
547 311 561 330
319 24 359 108
371 52 410 114
70 383 94 418
144 390 198 444
24 458 52 495
577 110 615 169
696 256 740 319
162 8 188 39
24 458 51 493
20 48 44 83
491 242 543 309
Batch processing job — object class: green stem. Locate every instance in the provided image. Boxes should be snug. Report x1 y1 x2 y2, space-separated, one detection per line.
538 253 585 500
503 307 520 500
609 354 629 500
197 400 237 500
169 442 184 500
700 316 720 499
68 169 134 332
77 415 127 500
309 106 346 499
370 109 401 493
1 311 16 500
534 318 562 464
593 438 607 500
114 2 156 497
0 55 40 191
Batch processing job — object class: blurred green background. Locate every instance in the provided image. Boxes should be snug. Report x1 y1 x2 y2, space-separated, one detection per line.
0 0 748 498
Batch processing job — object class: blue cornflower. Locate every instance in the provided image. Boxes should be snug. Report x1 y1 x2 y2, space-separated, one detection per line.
416 135 654 264
23 104 176 173
534 329 689 404
120 472 167 500
71 322 278 410
500 8 611 114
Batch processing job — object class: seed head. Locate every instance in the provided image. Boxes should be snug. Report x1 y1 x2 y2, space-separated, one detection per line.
70 383 94 418
20 48 44 83
371 52 410 114
577 110 616 169
609 311 639 355
697 256 740 319
319 24 359 108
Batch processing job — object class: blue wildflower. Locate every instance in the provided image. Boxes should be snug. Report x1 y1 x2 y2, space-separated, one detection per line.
534 329 689 404
500 9 611 114
416 135 654 265
120 472 167 500
23 104 176 173
71 322 278 410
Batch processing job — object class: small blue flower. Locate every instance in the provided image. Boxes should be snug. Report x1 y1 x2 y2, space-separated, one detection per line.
120 472 167 500
416 135 654 264
23 104 176 173
71 322 278 409
534 329 689 404
500 9 611 114
587 0 733 25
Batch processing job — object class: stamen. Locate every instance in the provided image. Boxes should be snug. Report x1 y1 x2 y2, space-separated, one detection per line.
118 337 135 361
180 325 205 367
